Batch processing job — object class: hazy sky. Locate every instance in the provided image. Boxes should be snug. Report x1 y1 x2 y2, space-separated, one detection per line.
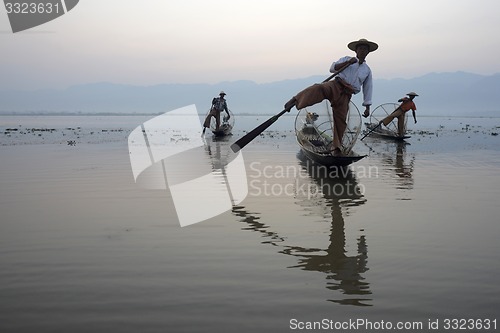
1 0 499 90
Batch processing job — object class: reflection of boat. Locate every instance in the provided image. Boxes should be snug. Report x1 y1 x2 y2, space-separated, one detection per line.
294 101 366 167
288 156 371 305
201 136 248 218
232 156 371 306
296 152 366 204
364 103 410 141
206 109 234 137
379 141 415 190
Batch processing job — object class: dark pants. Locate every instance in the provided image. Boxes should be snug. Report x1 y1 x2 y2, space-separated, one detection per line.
203 109 220 130
294 80 352 150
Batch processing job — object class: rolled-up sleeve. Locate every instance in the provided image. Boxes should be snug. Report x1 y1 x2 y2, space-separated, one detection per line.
330 56 350 72
362 71 373 106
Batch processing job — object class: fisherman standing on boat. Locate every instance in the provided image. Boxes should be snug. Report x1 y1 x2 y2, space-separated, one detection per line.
283 38 378 156
380 92 418 137
202 91 230 134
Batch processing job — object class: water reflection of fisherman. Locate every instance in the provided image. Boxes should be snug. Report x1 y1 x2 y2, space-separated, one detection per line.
288 159 371 305
203 91 230 135
395 142 413 181
384 141 415 190
232 158 371 306
203 135 240 207
204 137 224 170
380 92 418 137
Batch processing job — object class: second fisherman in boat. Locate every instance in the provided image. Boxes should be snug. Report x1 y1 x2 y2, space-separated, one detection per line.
380 92 418 137
283 38 378 156
202 91 230 135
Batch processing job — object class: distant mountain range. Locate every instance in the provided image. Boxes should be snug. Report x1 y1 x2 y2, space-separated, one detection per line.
1 71 499 117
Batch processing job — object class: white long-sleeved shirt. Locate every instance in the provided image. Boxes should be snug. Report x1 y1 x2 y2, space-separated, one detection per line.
330 56 373 106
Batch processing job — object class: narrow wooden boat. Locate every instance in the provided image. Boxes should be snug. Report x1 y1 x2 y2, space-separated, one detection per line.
364 103 410 141
206 109 234 137
364 122 411 140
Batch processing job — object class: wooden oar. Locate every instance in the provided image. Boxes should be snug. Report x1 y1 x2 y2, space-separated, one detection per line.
360 123 382 141
230 63 351 153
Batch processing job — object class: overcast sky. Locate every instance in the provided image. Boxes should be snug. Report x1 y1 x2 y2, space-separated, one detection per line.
1 0 499 90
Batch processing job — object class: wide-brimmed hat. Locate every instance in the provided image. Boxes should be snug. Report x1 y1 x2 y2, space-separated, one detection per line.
219 91 226 96
407 92 419 96
348 38 378 52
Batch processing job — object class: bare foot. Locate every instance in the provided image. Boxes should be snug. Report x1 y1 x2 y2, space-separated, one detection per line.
284 97 296 112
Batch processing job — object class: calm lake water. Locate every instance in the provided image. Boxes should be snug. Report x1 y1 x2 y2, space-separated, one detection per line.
1 114 499 332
